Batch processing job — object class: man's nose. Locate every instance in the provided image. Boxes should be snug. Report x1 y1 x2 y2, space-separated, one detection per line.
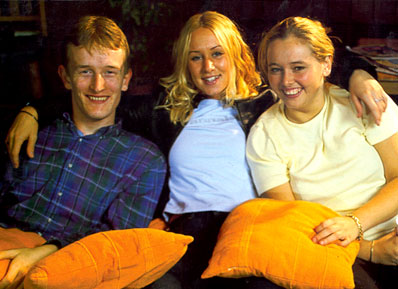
90 73 105 92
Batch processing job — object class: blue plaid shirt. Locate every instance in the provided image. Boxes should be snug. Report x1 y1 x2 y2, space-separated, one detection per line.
0 113 166 247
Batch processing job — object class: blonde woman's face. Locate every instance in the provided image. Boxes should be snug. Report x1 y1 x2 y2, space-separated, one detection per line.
267 36 331 122
187 27 230 99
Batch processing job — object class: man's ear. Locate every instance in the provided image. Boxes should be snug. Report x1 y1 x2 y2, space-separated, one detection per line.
121 68 133 92
58 65 72 90
322 55 332 77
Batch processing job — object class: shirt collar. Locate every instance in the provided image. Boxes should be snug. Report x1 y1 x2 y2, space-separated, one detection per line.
61 112 123 138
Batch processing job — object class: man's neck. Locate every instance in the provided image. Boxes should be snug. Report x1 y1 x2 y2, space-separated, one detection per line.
72 117 115 136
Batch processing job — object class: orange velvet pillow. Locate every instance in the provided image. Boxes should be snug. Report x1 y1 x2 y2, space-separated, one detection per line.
0 227 46 281
148 218 168 231
202 199 360 289
24 228 193 289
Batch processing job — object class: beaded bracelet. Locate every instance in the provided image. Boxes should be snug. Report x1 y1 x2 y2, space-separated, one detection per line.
346 213 364 241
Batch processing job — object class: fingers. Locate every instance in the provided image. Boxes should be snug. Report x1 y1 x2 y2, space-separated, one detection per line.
0 250 21 289
0 249 19 260
26 134 37 159
0 274 23 289
348 70 388 126
312 217 358 246
351 93 363 118
15 280 24 289
312 219 340 245
5 128 17 168
369 91 388 126
0 267 23 289
9 139 24 169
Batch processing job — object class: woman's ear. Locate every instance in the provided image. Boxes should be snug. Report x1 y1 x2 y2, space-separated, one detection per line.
322 55 332 77
58 65 72 90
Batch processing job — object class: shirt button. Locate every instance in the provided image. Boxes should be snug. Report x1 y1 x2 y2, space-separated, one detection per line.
58 192 63 196
68 163 73 168
79 138 82 142
48 218 52 223
37 232 42 236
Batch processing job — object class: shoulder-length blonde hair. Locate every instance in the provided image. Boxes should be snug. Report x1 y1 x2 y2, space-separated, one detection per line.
160 11 261 125
258 16 335 83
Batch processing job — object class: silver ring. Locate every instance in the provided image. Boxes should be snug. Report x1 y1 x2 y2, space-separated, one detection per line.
374 98 384 103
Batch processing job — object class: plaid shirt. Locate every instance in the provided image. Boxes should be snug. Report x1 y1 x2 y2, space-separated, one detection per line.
0 113 166 247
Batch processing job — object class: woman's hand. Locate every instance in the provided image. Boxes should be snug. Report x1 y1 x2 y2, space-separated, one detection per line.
312 216 360 247
5 106 38 169
371 230 398 265
349 69 389 126
0 245 57 289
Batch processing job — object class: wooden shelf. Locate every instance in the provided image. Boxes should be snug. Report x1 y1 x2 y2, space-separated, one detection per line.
0 16 41 22
380 81 398 96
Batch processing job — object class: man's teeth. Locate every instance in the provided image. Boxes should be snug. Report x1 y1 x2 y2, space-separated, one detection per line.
89 96 107 101
284 88 301 95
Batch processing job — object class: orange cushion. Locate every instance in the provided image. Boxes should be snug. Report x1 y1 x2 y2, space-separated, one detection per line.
24 228 193 289
202 199 360 289
148 218 168 231
0 227 46 281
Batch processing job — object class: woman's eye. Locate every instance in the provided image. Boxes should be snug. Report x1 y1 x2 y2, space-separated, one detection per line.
213 51 224 57
269 67 281 73
294 66 305 71
191 55 201 61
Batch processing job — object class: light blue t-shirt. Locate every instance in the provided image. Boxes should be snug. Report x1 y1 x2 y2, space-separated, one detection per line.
164 98 257 217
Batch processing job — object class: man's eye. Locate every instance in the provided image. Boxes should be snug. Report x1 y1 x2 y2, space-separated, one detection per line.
79 70 92 75
104 71 118 76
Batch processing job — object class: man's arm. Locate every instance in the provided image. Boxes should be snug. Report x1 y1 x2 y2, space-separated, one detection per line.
103 146 167 230
348 69 388 126
5 106 38 169
331 47 388 125
5 93 70 169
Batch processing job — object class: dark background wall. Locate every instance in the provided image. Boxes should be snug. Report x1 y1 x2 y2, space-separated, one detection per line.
1 0 397 140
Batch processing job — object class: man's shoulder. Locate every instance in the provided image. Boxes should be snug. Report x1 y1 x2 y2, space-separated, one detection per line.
117 129 165 158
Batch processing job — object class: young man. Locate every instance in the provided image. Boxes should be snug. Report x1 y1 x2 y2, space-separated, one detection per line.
0 16 166 288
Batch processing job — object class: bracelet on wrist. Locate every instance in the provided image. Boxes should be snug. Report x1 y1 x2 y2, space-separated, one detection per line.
346 213 364 241
20 110 38 122
369 240 375 262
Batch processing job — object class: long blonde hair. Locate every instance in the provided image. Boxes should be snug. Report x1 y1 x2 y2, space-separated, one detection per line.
160 11 261 125
258 16 335 82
